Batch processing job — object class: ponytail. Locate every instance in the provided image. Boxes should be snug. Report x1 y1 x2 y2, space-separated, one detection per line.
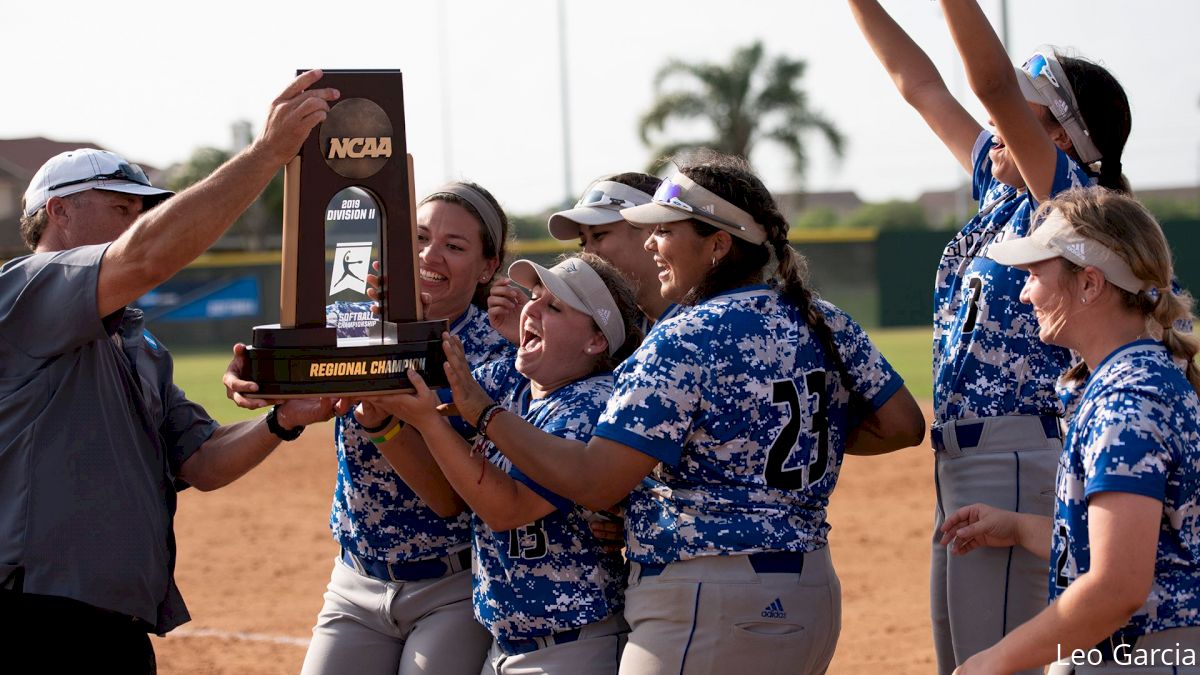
770 237 855 395
1059 55 1131 194
1151 289 1200 395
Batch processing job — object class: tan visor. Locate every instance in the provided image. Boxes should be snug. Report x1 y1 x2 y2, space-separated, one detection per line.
987 210 1146 293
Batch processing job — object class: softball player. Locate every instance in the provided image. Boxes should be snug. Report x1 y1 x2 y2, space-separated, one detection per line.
939 189 1200 673
290 182 512 675
849 2 1134 670
447 152 926 674
366 253 644 674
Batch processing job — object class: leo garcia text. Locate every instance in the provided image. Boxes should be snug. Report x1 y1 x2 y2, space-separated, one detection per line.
1059 643 1196 667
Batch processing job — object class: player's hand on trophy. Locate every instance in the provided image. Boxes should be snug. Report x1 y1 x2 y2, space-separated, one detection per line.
486 277 527 344
354 399 392 430
361 369 443 431
939 503 1021 554
366 260 433 317
255 69 341 166
367 260 383 314
439 332 495 424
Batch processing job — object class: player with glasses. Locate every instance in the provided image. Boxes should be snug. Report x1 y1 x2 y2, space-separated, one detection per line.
849 1 1134 672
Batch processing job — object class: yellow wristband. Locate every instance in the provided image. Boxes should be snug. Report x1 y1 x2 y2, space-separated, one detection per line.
371 420 404 445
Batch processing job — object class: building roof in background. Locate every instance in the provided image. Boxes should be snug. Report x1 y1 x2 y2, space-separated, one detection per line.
0 137 106 178
775 190 864 221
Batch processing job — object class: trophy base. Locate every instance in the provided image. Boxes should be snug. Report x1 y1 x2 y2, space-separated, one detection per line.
242 320 449 398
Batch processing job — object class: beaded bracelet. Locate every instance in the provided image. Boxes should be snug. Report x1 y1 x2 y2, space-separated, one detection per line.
370 420 404 445
475 403 505 439
359 414 395 434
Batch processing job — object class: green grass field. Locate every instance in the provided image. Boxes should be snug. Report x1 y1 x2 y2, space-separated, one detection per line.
174 327 934 425
866 327 932 401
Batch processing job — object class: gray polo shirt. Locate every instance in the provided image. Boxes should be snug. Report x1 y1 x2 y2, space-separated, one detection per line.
0 243 218 633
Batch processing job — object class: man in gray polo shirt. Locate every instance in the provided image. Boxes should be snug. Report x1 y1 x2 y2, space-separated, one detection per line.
0 70 340 672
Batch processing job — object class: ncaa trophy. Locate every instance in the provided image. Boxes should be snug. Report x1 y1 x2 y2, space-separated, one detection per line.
240 69 448 397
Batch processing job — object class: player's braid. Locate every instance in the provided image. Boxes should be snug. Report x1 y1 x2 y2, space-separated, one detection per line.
769 225 855 395
1060 55 1131 194
1152 290 1200 394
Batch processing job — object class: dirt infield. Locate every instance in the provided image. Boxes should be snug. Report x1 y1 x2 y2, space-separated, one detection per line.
154 415 937 674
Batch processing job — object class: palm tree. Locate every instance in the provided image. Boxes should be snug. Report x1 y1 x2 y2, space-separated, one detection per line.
639 41 844 182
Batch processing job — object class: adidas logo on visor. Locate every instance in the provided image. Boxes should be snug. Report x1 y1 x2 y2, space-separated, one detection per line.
595 308 611 326
1064 242 1087 260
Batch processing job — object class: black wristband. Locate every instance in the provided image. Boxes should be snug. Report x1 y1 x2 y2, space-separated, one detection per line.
476 403 505 439
474 403 500 430
359 414 395 434
265 405 304 441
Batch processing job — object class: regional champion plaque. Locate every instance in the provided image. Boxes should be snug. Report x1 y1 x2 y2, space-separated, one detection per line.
240 69 448 397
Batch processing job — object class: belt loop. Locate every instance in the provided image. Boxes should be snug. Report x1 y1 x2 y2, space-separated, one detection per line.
446 548 469 574
342 548 367 576
936 421 964 458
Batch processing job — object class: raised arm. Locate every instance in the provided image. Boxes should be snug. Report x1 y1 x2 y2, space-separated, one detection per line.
97 70 340 317
938 0 1060 201
848 0 982 172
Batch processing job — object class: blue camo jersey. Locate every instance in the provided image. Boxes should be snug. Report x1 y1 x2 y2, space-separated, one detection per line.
934 130 1093 424
1051 340 1200 640
330 303 514 562
594 286 904 564
469 358 626 639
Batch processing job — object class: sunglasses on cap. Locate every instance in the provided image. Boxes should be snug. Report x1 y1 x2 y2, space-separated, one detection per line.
1018 51 1103 164
1023 53 1060 88
576 189 638 211
652 178 749 234
48 162 152 192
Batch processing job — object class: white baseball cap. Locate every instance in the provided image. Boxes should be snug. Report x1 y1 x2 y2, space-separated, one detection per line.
508 256 626 354
547 179 655 241
23 148 173 217
987 208 1146 293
